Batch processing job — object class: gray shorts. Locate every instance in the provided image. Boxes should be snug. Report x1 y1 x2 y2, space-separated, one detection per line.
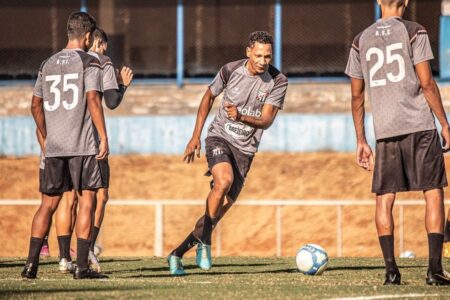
205 136 253 201
39 156 109 195
372 130 447 194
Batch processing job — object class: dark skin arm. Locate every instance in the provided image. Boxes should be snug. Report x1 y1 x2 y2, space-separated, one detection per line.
184 88 216 163
350 77 374 171
35 128 45 153
415 61 450 150
31 95 47 141
86 90 109 160
224 102 279 130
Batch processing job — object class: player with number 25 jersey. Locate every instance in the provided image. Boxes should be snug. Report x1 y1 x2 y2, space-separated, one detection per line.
346 0 450 286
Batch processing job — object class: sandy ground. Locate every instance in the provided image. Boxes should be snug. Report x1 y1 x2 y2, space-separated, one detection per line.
0 153 448 258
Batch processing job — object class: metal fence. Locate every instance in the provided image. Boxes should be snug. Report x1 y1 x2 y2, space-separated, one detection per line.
0 0 442 82
0 199 447 257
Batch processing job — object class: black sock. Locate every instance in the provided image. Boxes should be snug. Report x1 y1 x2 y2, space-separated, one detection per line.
90 226 100 251
77 238 91 270
42 235 49 247
172 233 200 258
444 219 450 243
428 233 444 274
57 235 72 261
200 215 216 245
26 237 44 265
379 235 398 273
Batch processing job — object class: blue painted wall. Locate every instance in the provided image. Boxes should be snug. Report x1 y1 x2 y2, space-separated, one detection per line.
0 113 379 156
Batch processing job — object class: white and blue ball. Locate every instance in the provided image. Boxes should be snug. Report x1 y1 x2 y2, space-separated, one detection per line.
296 244 328 275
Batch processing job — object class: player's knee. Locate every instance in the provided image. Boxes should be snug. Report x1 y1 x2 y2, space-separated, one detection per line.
213 176 233 194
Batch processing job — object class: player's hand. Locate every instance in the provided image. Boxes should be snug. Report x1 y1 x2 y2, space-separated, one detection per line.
183 137 201 163
224 102 241 121
118 66 134 87
356 142 374 171
96 139 109 160
441 124 450 152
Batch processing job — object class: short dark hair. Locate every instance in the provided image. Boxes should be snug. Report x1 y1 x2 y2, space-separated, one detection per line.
67 11 96 40
93 27 108 43
248 31 273 48
380 0 405 8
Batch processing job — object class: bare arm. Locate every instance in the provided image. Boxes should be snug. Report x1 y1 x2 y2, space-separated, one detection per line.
350 78 373 171
416 61 450 150
351 78 367 144
35 128 45 152
86 90 109 159
31 95 46 140
184 88 216 163
225 102 279 130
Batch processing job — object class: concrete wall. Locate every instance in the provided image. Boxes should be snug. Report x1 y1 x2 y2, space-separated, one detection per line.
0 113 378 156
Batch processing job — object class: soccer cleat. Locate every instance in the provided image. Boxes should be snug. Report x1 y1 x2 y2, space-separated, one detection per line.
426 270 450 286
196 243 212 270
383 270 401 285
443 242 450 258
21 263 38 279
39 245 50 259
88 250 101 273
73 267 108 279
168 255 186 276
58 258 76 274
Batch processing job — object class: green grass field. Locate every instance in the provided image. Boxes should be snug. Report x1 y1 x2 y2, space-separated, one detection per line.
1 257 450 299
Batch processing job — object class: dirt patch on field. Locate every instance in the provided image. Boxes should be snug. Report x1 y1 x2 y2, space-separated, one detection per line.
0 153 448 258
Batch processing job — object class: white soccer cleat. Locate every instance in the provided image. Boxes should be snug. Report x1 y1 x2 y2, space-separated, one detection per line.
88 250 101 273
59 258 76 274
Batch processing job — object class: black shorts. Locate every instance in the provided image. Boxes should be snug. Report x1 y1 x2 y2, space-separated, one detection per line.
205 136 254 201
39 156 109 195
372 130 447 194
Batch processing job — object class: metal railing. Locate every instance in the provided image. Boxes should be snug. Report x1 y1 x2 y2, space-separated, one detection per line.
1 199 447 257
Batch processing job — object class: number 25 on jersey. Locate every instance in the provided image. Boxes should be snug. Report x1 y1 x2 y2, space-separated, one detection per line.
366 43 406 87
44 73 79 111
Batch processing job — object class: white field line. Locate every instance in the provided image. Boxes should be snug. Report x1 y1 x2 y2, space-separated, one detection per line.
327 294 444 300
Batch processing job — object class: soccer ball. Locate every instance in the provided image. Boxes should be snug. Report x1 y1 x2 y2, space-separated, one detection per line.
400 250 415 259
296 244 329 275
93 244 103 256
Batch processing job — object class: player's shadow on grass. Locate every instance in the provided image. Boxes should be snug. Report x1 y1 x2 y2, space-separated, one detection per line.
100 258 143 264
327 265 425 271
0 261 57 268
0 287 140 296
115 262 276 274
124 268 296 278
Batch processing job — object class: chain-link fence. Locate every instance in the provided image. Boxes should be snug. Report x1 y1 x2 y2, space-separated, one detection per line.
0 0 442 79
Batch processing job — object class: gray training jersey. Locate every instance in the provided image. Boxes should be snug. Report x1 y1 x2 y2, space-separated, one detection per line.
33 48 102 157
208 59 288 155
87 50 118 92
345 16 435 140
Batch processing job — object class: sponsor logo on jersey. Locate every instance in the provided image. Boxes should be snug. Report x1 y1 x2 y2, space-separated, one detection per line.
239 107 261 117
225 122 254 139
257 90 269 103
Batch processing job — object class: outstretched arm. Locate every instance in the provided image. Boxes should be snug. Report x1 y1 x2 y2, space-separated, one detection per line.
416 61 450 150
351 78 373 171
224 102 279 130
184 88 216 163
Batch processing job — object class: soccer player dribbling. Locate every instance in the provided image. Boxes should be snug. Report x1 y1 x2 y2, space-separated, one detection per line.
168 31 288 275
346 0 450 285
